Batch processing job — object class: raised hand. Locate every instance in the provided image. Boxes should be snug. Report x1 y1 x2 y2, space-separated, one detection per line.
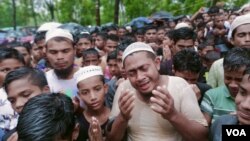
150 85 177 120
118 89 135 121
88 117 103 141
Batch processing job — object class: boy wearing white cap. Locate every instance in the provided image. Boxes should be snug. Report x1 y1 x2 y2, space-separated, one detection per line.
107 42 208 141
45 28 79 98
74 66 109 141
208 13 250 88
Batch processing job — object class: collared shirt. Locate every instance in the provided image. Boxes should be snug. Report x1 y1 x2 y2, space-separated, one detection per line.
200 84 236 123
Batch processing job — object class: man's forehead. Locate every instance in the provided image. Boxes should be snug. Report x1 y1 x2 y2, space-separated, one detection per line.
235 23 250 32
124 52 150 65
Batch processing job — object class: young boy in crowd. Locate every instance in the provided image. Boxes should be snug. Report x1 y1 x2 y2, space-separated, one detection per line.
30 42 44 68
17 93 79 141
101 34 120 81
74 65 110 141
95 32 107 54
210 65 250 141
75 33 93 67
105 40 133 109
2 67 50 141
9 42 32 67
107 51 120 79
173 49 211 104
201 48 250 125
0 48 25 140
82 48 101 67
75 33 93 58
211 13 229 55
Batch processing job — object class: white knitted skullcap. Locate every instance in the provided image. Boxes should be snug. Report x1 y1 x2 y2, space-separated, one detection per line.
45 28 73 43
74 66 103 84
174 22 191 29
228 14 250 40
37 22 62 32
122 42 155 64
237 3 250 14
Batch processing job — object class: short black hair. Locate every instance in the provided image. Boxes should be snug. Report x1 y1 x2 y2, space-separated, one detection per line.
172 27 196 43
143 25 157 34
0 47 25 64
17 93 76 141
198 41 214 51
82 48 100 60
106 25 118 32
96 32 108 41
223 48 250 72
3 67 48 93
244 65 250 75
173 49 202 73
75 33 92 43
135 28 144 35
8 41 31 54
107 50 117 62
106 34 119 42
208 6 220 15
204 50 221 62
34 31 46 44
117 39 135 53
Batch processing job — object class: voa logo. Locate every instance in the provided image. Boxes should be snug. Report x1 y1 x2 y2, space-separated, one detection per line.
226 129 246 136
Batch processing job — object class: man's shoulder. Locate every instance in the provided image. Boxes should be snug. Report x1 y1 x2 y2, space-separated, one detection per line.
206 85 226 95
211 58 224 67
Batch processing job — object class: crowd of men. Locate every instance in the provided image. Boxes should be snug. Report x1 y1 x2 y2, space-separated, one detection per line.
1 2 250 141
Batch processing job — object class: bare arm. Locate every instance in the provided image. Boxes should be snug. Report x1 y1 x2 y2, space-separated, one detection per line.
106 114 129 141
106 89 135 141
191 7 205 22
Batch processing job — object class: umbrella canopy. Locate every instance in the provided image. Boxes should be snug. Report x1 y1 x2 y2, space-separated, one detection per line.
151 11 173 20
126 17 153 28
59 22 89 38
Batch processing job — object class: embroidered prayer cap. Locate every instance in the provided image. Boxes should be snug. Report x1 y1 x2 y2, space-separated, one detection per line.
45 28 73 43
74 66 103 84
37 22 62 32
237 3 250 14
122 42 155 64
174 22 191 29
228 14 250 40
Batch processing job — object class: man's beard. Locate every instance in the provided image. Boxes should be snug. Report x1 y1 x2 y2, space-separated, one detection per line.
54 64 74 79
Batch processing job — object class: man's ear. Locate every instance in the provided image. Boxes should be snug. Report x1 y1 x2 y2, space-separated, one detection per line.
229 38 235 46
154 57 161 71
42 85 50 93
72 123 80 141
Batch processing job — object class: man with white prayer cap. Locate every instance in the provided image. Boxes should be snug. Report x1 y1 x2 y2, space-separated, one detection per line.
106 42 208 141
45 28 79 99
208 13 250 88
34 22 62 70
37 22 62 33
